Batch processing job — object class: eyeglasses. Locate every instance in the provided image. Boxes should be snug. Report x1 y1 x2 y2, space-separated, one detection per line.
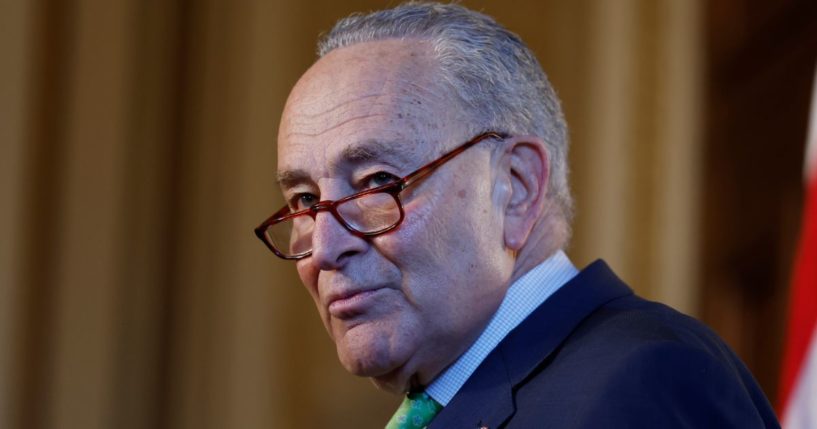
255 131 507 260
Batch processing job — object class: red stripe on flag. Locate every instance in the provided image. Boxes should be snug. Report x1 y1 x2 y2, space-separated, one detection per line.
779 173 817 415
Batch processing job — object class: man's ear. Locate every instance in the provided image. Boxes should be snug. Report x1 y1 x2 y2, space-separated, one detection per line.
501 136 549 251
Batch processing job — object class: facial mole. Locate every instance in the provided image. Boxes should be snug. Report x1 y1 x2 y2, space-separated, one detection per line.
457 189 467 199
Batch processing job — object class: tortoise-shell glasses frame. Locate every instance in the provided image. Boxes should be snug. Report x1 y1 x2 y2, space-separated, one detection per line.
254 131 507 260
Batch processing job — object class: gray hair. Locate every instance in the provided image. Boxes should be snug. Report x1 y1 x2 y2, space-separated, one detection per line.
318 1 573 237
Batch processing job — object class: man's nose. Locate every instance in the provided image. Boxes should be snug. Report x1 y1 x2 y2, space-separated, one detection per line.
310 209 367 271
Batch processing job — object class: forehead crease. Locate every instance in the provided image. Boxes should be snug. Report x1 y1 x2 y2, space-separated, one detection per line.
289 91 383 119
285 112 388 139
284 89 392 140
290 74 446 118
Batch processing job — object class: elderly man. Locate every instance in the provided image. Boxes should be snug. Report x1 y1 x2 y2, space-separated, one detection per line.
256 2 778 428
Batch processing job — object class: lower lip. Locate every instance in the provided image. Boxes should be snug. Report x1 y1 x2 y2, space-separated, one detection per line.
328 288 384 318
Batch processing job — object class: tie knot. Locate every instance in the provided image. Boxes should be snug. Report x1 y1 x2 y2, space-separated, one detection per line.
385 391 443 429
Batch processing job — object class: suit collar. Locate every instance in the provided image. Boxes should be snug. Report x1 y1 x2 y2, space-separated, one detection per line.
501 260 632 385
429 260 631 428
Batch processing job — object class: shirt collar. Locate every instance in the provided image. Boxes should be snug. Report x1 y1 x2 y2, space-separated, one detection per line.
425 250 578 405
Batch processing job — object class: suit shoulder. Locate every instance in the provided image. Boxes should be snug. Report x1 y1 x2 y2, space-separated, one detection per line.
570 293 731 356
516 294 779 428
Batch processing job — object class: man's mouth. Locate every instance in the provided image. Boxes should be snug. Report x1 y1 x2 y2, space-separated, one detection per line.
327 287 386 319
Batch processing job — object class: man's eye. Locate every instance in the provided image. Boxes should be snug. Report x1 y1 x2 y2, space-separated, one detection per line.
291 193 318 211
365 171 399 189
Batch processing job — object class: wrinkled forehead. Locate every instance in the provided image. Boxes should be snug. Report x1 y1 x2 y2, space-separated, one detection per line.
276 40 466 180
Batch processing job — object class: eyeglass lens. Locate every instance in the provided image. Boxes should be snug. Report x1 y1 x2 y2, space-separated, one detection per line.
265 192 402 257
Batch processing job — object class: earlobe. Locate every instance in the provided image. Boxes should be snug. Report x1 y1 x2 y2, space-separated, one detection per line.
502 137 549 251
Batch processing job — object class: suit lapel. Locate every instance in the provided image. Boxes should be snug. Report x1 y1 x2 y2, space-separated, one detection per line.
429 260 631 428
427 348 514 428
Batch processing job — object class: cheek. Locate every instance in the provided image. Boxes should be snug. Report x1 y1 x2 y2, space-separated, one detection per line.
384 177 496 254
374 195 448 264
296 261 321 302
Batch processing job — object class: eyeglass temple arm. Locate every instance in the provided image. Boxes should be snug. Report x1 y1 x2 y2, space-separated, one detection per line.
401 131 506 189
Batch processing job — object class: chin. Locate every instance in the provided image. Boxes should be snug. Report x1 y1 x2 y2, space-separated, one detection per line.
335 327 414 392
337 340 396 376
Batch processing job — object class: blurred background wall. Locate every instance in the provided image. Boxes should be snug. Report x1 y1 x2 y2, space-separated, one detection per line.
1 0 816 428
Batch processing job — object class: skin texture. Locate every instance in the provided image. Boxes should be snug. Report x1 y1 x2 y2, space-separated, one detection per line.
277 39 551 393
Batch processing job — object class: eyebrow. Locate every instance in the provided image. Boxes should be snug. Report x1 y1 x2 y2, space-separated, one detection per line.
340 138 414 165
276 169 312 190
276 139 416 189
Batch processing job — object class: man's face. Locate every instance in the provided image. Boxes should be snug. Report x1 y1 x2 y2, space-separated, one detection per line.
277 40 514 392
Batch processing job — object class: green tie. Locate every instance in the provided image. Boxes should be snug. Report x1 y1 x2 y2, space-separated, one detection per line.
385 391 443 429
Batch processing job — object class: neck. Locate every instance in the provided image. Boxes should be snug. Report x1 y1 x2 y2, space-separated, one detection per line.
509 211 568 285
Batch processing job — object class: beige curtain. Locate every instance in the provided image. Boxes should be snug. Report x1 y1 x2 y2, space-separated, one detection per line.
0 1 702 428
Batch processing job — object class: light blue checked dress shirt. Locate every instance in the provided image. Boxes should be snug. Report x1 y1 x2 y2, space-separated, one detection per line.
425 250 578 406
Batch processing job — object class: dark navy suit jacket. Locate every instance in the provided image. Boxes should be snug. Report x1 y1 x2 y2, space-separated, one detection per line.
428 260 779 428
